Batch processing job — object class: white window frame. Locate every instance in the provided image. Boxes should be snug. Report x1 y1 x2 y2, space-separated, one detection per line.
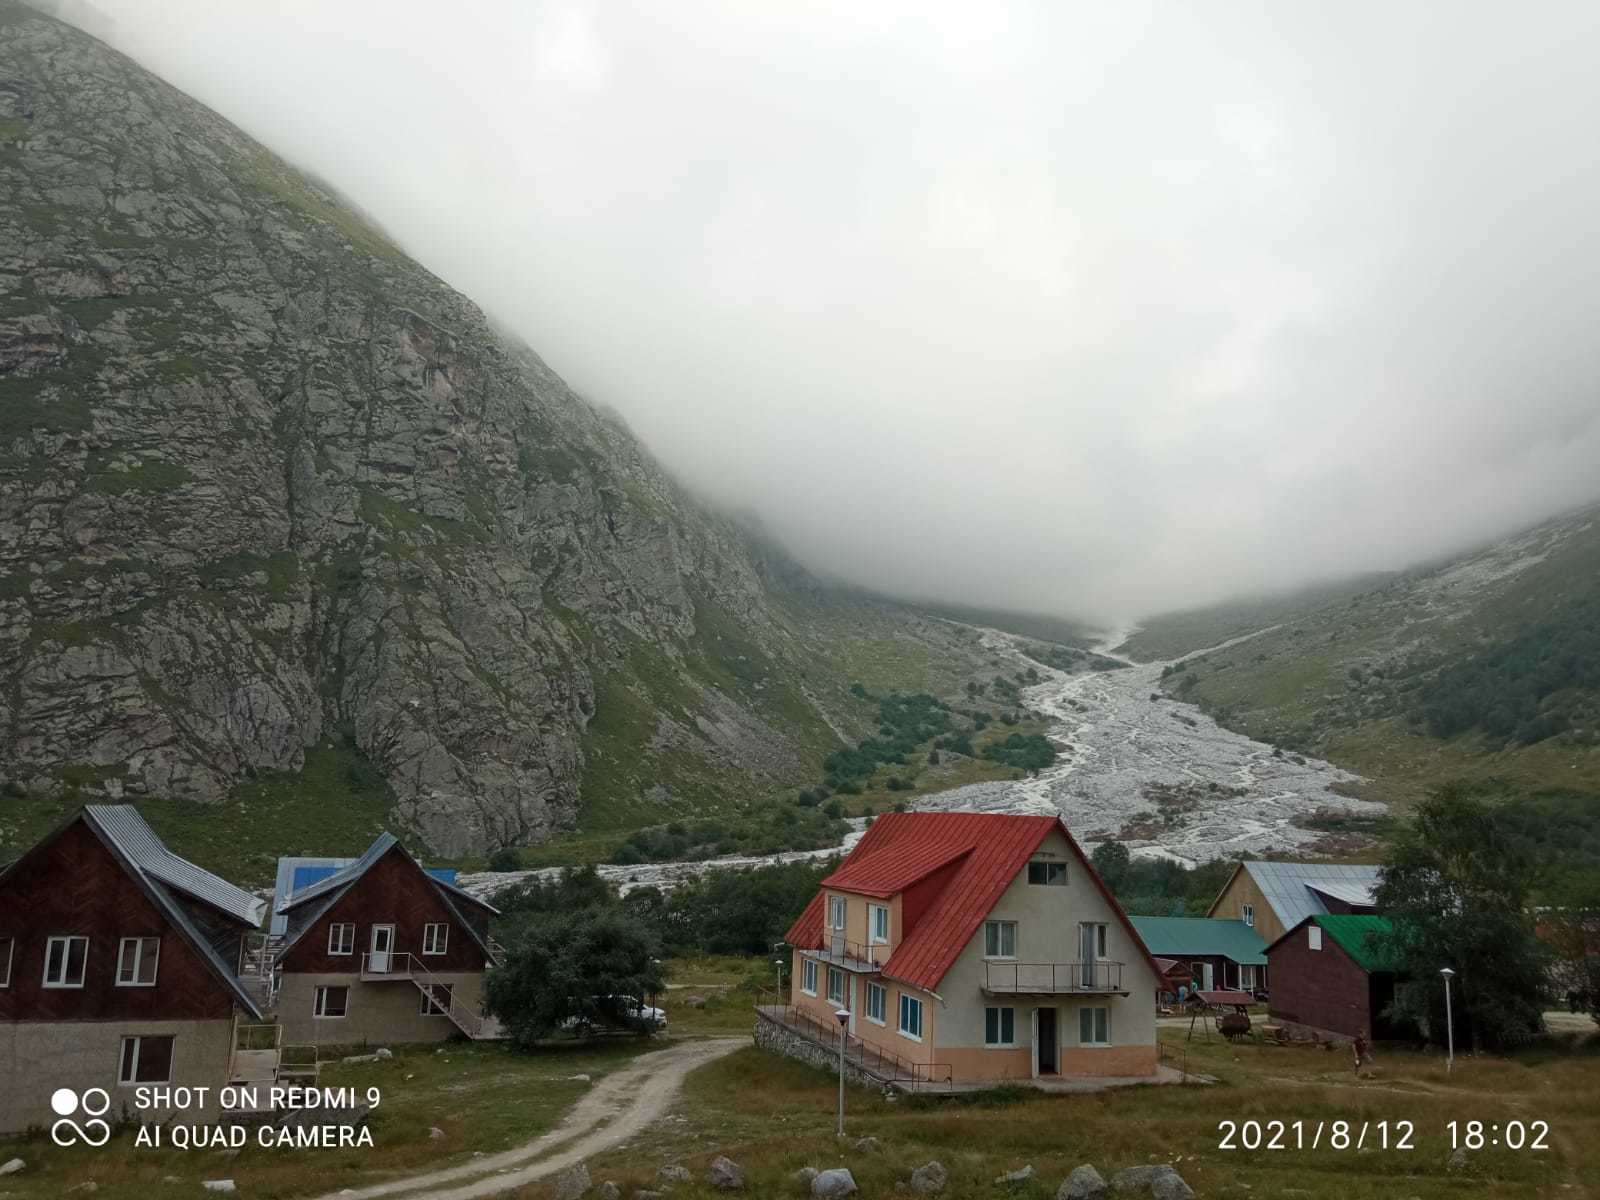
313 984 350 1018
801 958 818 997
983 920 1017 959
327 923 355 956
1241 903 1254 927
898 993 924 1042
828 895 847 931
118 1035 174 1086
826 965 846 1004
419 982 454 1015
1240 963 1257 989
1028 861 1067 886
423 922 449 956
1309 926 1323 951
0 936 12 988
865 981 887 1025
984 1005 1016 1047
1078 1005 1110 1046
116 936 160 987
868 904 889 944
43 935 89 988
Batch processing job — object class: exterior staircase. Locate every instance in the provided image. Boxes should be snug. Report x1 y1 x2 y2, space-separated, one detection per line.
361 952 505 1040
237 932 283 1010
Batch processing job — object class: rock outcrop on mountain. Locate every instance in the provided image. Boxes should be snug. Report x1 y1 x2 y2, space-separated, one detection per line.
0 2 982 855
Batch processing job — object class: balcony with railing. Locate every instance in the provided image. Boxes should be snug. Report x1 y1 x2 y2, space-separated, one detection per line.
982 959 1128 995
801 933 893 973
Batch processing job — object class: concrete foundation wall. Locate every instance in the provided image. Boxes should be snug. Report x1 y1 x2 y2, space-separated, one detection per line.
752 1011 886 1090
274 972 485 1048
0 1019 233 1135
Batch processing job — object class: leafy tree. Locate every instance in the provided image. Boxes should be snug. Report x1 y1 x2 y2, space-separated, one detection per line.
486 908 666 1047
1090 840 1131 890
1373 787 1549 1051
488 846 525 872
1542 872 1600 1027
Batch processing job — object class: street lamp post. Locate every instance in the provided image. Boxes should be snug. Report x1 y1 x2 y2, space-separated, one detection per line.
834 1007 851 1137
1440 967 1456 1074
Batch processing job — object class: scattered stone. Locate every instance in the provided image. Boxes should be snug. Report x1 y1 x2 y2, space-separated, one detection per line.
995 1166 1035 1186
569 1074 592 1083
910 1160 948 1193
554 1163 591 1200
685 996 708 1008
811 1168 858 1197
428 1127 445 1140
1059 1165 1108 1199
1110 1166 1166 1192
708 1156 744 1190
1150 1171 1195 1200
658 1165 692 1184
793 1167 820 1186
1447 1147 1469 1171
596 1183 622 1200
375 1048 393 1059
854 1136 880 1153
0 1162 21 1178
200 1184 236 1195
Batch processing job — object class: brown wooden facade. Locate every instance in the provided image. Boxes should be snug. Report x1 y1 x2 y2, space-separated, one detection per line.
1266 922 1392 1042
279 846 491 975
0 818 243 1023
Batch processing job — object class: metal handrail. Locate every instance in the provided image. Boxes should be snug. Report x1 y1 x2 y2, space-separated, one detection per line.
814 934 893 968
362 952 488 1038
755 989 953 1089
983 960 1125 992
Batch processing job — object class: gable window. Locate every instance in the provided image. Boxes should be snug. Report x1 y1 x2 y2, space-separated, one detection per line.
1241 903 1254 927
801 958 819 996
43 936 88 988
826 966 846 1004
118 1035 174 1085
1078 1006 1110 1046
314 985 349 1018
1308 926 1322 951
0 937 12 988
828 896 847 930
116 937 160 987
1028 861 1066 886
984 1006 1016 1046
419 982 454 1015
983 920 1017 959
423 923 449 956
327 923 355 956
865 982 887 1025
898 993 924 1041
868 904 890 944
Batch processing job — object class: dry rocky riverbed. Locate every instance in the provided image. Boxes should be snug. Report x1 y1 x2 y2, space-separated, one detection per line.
460 626 1383 901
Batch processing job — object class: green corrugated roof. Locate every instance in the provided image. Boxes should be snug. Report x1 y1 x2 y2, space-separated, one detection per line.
1312 914 1397 972
1129 916 1268 965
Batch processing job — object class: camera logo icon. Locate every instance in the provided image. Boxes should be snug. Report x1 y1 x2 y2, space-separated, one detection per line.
49 1088 111 1148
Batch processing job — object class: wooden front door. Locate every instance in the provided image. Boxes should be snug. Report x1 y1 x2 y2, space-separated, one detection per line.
1035 1006 1057 1075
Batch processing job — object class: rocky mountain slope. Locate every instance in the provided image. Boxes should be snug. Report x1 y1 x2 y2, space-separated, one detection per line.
0 1 988 860
1139 503 1600 806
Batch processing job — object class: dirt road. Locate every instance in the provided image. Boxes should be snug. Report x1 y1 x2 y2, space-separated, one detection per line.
308 1036 745 1200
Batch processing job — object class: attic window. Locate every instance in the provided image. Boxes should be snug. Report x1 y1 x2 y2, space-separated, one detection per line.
828 896 847 930
1028 862 1066 886
1309 926 1323 951
1241 904 1254 927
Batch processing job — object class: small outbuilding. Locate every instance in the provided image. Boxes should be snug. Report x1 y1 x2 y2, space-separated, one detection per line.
1265 914 1407 1043
1130 916 1268 997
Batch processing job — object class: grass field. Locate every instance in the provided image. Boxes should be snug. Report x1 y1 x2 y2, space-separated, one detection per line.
0 1038 652 1199
550 1027 1600 1200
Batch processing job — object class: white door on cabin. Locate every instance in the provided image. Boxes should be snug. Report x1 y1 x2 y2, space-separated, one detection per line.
370 924 395 973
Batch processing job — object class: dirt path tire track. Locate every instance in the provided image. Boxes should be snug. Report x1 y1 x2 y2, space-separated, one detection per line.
309 1037 744 1200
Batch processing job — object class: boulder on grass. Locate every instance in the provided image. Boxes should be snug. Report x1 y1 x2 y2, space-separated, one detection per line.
597 1184 622 1200
554 1163 591 1200
708 1156 745 1190
1059 1164 1108 1199
1150 1170 1194 1200
995 1166 1035 1186
812 1167 858 1197
657 1165 692 1185
0 1159 24 1177
854 1136 880 1153
910 1161 948 1194
793 1167 820 1187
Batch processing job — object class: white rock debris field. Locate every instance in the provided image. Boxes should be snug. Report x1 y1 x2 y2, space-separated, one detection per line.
460 625 1382 902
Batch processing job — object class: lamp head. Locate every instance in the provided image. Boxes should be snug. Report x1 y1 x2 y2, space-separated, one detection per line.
834 1008 851 1026
1440 967 1456 979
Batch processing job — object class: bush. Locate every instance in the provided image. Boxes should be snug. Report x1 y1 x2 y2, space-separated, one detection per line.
488 847 525 872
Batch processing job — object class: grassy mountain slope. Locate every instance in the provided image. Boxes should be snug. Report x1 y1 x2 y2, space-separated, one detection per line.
0 1 993 875
1145 504 1600 808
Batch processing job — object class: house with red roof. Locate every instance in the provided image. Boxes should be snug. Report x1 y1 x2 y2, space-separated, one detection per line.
778 812 1162 1082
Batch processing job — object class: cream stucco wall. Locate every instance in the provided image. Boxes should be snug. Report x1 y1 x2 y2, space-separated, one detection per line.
274 972 485 1049
0 1018 234 1135
931 828 1159 1078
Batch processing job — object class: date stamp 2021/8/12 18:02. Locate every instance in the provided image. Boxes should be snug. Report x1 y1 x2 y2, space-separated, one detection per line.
1217 1119 1552 1153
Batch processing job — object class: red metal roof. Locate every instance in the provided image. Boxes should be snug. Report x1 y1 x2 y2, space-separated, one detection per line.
821 840 973 897
784 811 1162 994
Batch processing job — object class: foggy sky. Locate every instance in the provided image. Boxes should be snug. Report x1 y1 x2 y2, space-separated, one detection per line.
86 0 1600 621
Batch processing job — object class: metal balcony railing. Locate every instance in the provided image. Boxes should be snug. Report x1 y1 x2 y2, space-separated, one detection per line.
808 934 893 970
982 960 1126 994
